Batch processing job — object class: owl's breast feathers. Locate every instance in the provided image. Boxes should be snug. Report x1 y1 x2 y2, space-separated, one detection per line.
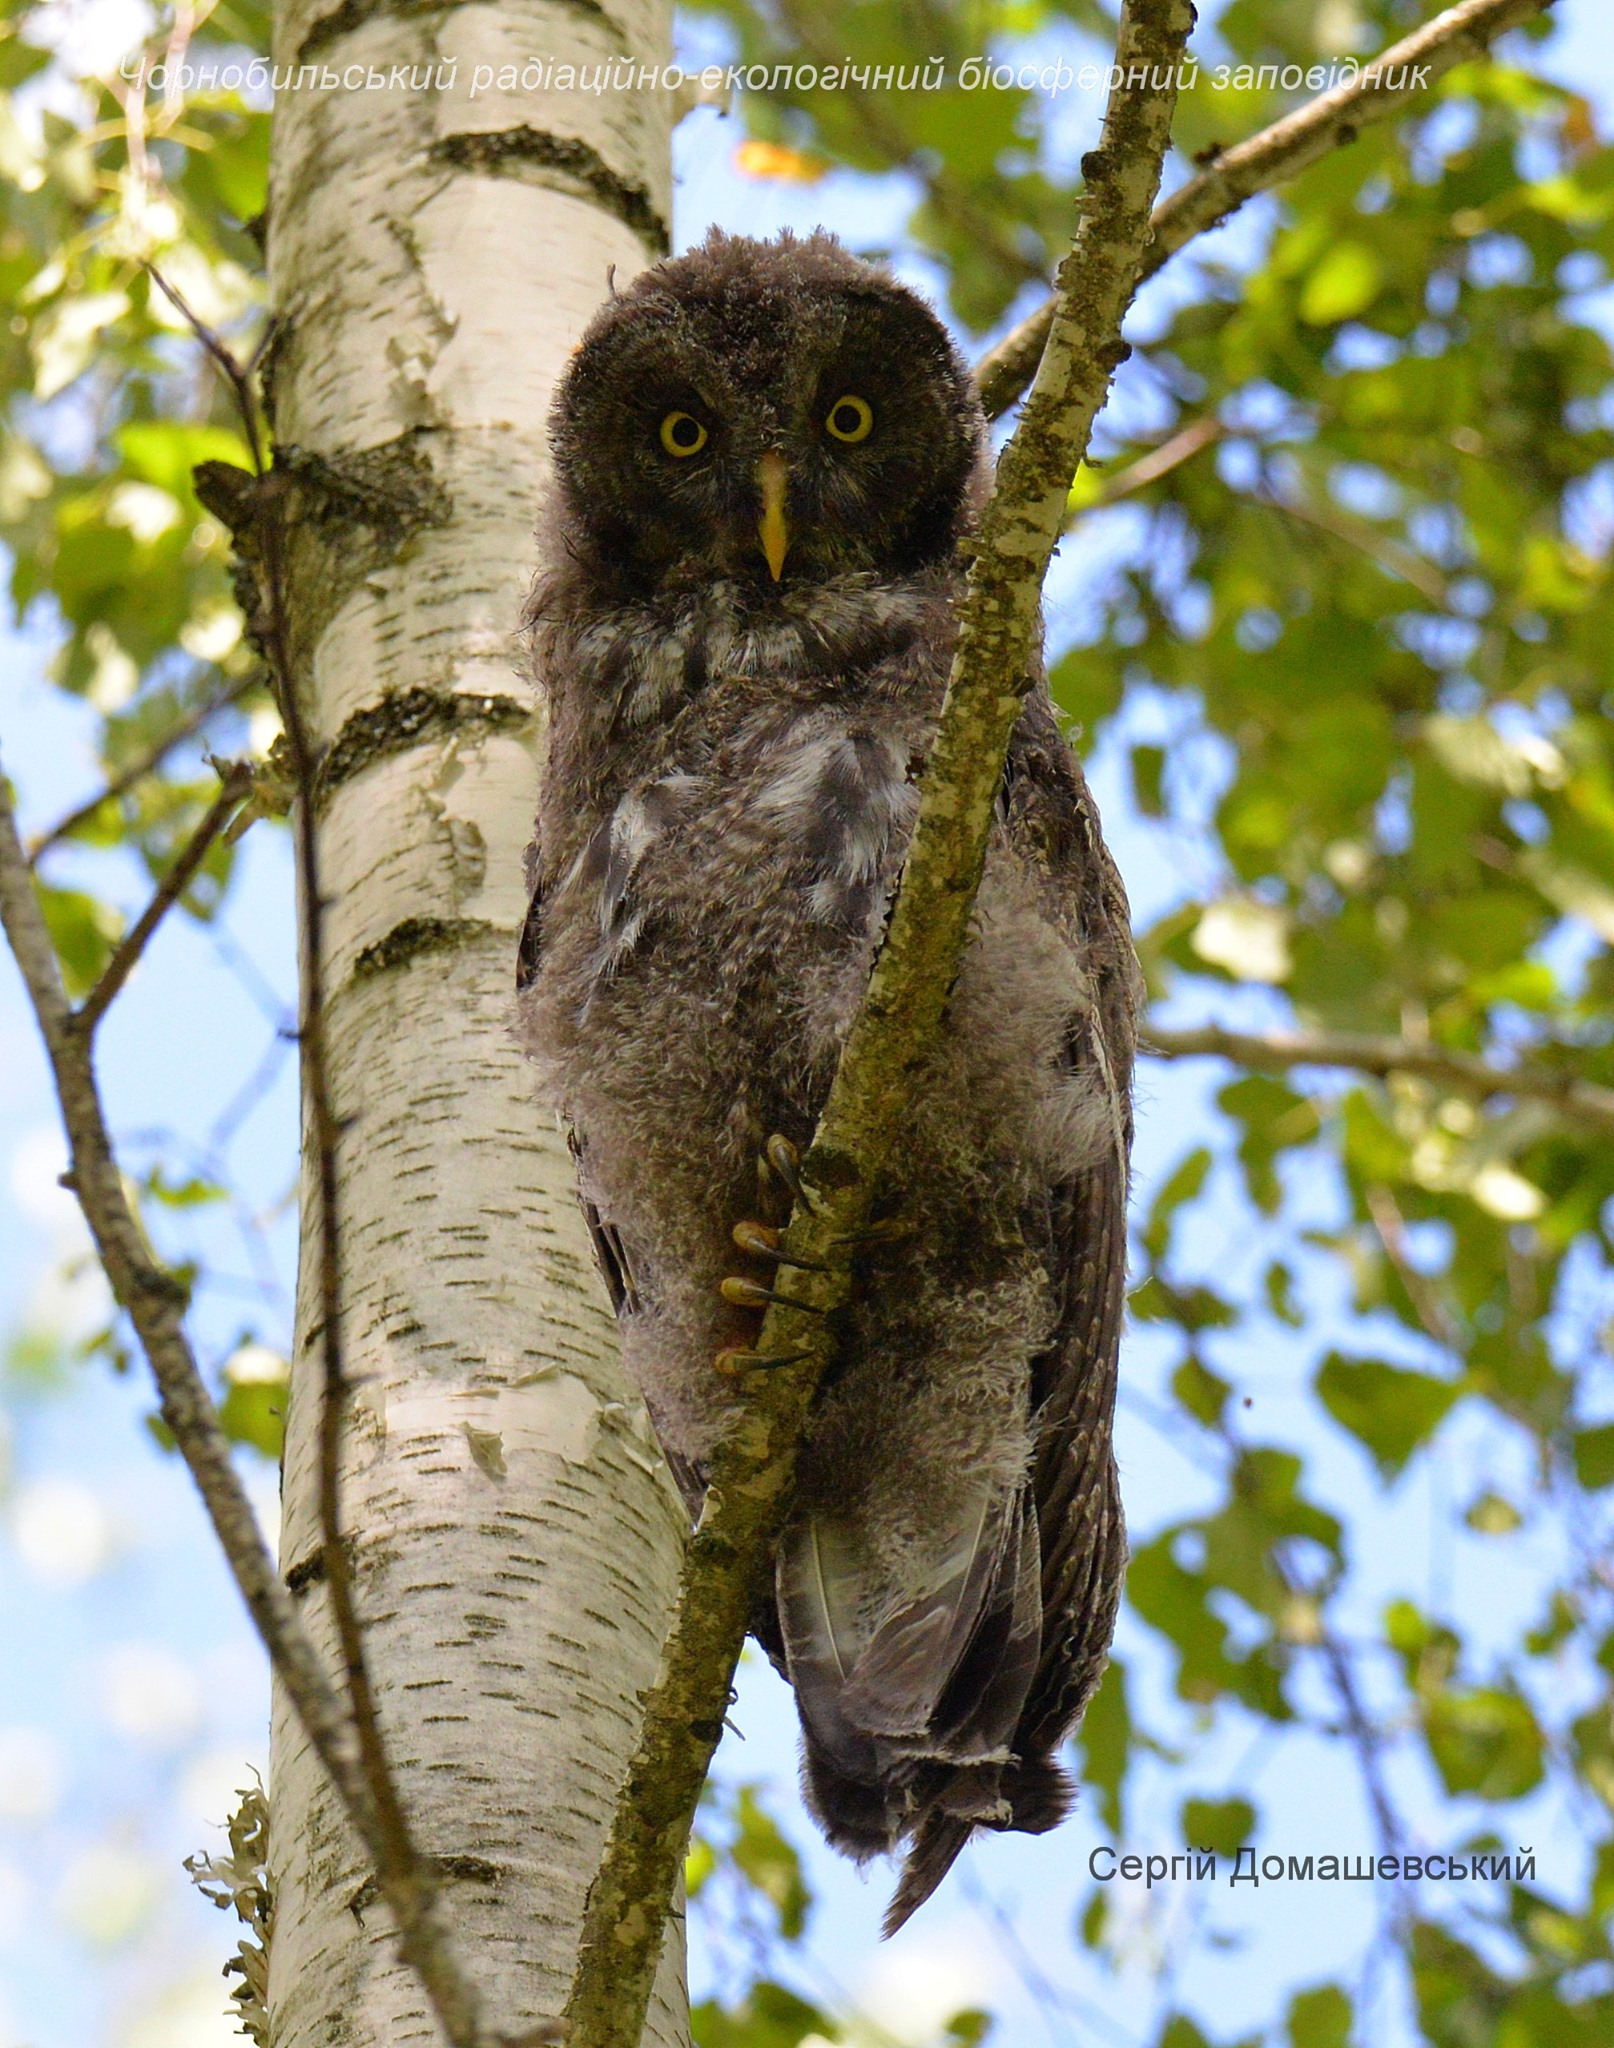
531 571 954 1020
521 565 1140 1939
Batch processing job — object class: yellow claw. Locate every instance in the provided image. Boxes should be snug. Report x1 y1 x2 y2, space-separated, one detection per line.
757 450 790 581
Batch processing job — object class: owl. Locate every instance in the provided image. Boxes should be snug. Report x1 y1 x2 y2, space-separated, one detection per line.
518 228 1140 1932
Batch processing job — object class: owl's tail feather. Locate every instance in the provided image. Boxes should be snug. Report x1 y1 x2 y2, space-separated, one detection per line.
883 1814 973 1937
1000 1750 1077 1834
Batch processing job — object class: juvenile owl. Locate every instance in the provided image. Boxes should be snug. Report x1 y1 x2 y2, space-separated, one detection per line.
518 228 1140 1932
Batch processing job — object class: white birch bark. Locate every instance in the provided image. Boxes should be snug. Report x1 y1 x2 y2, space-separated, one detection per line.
263 7 687 2043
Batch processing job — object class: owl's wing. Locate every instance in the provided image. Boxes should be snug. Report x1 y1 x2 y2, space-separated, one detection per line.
516 844 545 993
564 1125 710 1523
1022 1134 1129 1755
1005 693 1137 1778
885 709 1136 1935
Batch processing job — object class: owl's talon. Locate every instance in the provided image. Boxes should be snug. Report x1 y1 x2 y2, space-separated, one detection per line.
715 1344 815 1377
719 1275 827 1314
732 1219 831 1271
762 1134 822 1213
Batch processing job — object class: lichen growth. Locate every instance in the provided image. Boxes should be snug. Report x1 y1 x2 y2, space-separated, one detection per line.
186 1778 273 2046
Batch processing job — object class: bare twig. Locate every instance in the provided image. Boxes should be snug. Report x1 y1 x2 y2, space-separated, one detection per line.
127 271 487 2047
1067 413 1224 521
145 261 266 473
1275 1547 1411 1933
1364 1182 1460 1349
1144 1020 1614 1139
770 0 1048 292
1255 482 1452 607
27 670 259 865
77 761 252 1033
0 758 375 1856
561 8 1196 2043
976 0 1556 419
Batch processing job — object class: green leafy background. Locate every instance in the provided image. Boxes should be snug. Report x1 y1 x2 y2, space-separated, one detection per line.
1 0 1611 2043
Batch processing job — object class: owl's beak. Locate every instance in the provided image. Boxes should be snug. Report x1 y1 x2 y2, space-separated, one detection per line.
756 450 791 581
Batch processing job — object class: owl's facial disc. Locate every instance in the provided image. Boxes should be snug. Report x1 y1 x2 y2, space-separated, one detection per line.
757 451 790 581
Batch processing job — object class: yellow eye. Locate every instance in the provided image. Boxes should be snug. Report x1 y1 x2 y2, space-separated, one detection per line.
660 410 708 457
824 395 873 444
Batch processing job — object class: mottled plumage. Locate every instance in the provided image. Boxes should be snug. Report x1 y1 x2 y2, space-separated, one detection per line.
518 228 1141 1930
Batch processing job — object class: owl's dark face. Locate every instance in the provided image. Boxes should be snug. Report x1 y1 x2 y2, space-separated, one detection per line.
549 230 984 602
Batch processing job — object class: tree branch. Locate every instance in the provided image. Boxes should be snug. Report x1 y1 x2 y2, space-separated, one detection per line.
770 0 1048 293
1145 1020 1614 1138
0 756 375 1877
234 419 491 2048
1068 412 1224 519
88 271 492 2048
27 670 259 865
1254 480 1453 607
975 0 1556 420
77 761 253 1034
561 6 1196 2043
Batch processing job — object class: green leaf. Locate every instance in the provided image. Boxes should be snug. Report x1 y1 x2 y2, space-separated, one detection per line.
941 2013 993 2046
1173 1354 1231 1428
1143 1146 1213 1260
1315 1354 1462 1478
1286 1984 1352 2048
117 421 256 503
1464 1492 1522 1534
216 1375 286 1461
1572 1424 1614 1489
1424 1688 1545 1801
1077 1657 1132 1835
1181 1796 1254 1856
729 1787 811 1941
1155 2018 1212 2048
1131 742 1167 817
37 884 122 997
692 1983 837 2048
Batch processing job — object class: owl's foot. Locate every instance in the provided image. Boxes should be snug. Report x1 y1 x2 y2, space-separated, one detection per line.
715 1343 815 1377
731 1219 831 1269
719 1275 827 1314
758 1133 821 1213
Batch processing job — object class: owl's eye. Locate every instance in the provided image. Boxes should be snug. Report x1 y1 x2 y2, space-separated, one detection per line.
659 410 708 457
824 395 874 444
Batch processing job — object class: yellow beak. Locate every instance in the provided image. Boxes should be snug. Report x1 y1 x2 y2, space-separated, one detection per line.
757 450 790 581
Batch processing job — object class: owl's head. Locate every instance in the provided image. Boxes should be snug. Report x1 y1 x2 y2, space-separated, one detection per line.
548 229 985 600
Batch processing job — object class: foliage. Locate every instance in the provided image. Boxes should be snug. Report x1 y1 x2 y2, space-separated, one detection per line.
3 0 1613 2044
1 0 281 1444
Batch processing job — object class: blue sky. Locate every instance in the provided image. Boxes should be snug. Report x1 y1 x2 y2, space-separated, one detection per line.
1 5 1611 2045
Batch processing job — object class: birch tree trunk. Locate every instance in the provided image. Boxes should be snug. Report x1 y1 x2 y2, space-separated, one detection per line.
262 10 687 2043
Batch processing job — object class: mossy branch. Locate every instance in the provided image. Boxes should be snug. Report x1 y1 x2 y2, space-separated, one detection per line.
975 0 1556 419
559 5 1197 2043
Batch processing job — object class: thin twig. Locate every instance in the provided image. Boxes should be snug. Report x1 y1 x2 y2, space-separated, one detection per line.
1363 1182 1460 1349
77 762 252 1033
561 7 1195 2043
145 261 266 474
140 270 487 2045
1276 1546 1412 1932
1255 482 1452 607
975 0 1556 419
1067 413 1224 521
770 0 1048 292
27 669 259 865
218 364 486 2048
0 756 376 1854
1144 1020 1614 1139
